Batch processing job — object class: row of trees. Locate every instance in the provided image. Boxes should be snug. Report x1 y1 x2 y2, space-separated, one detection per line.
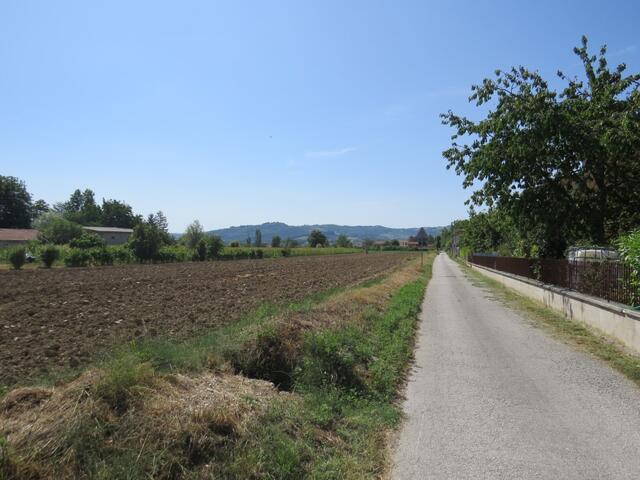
442 37 640 258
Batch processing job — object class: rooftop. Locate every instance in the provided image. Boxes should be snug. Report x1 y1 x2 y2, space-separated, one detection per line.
83 226 134 233
0 228 39 242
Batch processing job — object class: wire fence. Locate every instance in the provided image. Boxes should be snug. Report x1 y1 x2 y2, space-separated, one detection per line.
469 254 640 307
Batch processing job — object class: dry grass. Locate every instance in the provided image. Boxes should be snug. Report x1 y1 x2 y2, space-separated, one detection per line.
0 368 283 479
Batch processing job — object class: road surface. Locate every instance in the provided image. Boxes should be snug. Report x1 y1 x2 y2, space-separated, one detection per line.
392 253 640 479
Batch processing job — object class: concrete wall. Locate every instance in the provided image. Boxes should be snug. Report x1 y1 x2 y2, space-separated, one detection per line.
0 240 26 248
96 231 131 246
470 263 640 355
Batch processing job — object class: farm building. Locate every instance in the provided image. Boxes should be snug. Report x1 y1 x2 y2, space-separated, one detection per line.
83 226 133 245
0 228 39 248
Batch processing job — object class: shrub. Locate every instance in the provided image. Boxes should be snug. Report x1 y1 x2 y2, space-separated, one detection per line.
157 245 191 263
70 232 105 249
40 245 59 268
35 213 83 244
255 249 264 259
89 247 114 266
195 239 207 261
229 241 240 247
65 248 91 267
110 246 133 264
281 248 291 257
129 222 162 262
8 247 26 270
207 235 224 259
617 229 640 305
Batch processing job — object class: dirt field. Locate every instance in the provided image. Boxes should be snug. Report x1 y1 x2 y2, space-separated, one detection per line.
0 253 415 385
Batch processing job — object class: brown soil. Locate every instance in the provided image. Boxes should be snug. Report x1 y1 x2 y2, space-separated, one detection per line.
0 253 415 385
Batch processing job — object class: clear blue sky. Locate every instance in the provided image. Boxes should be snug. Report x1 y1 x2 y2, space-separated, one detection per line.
1 0 638 231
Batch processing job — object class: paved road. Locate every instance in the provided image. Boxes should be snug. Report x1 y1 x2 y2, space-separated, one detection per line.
392 253 640 479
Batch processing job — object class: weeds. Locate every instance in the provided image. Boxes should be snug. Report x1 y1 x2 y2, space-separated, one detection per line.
93 354 155 412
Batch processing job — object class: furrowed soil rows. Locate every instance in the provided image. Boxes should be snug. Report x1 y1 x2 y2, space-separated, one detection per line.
0 253 415 384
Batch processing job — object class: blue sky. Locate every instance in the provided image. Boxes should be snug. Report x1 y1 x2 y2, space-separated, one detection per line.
1 0 638 231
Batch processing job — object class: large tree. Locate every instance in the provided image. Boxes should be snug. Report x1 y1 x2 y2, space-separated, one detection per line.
308 229 327 247
0 175 33 228
415 227 429 247
101 199 138 228
182 220 205 249
55 188 102 225
442 37 640 257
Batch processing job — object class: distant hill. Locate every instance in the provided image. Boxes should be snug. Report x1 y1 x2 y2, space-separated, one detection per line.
201 222 444 245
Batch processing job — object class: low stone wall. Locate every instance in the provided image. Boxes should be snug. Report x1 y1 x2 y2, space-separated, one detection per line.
470 263 640 355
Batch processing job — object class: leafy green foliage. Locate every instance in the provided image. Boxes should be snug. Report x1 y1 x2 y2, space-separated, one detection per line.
182 220 205 249
35 213 84 244
207 235 224 259
129 221 163 262
69 232 106 249
308 229 328 247
56 188 102 225
271 235 281 248
8 247 26 270
617 229 640 303
89 247 114 266
255 228 262 247
101 199 139 228
335 234 352 248
442 36 640 257
195 238 207 261
64 248 91 267
40 245 60 268
0 175 32 228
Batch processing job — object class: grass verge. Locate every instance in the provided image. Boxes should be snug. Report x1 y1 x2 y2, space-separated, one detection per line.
458 259 640 386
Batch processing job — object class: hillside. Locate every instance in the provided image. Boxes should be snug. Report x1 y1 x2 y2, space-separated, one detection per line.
205 222 444 244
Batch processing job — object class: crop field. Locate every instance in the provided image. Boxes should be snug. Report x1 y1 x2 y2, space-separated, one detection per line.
0 252 416 386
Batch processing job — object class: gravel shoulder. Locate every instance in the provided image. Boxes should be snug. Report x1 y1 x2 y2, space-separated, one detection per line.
392 253 640 479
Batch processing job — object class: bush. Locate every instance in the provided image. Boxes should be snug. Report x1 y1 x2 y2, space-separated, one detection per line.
207 235 224 259
195 239 207 261
229 241 240 247
281 248 291 257
255 249 264 259
89 247 114 266
129 222 162 262
35 213 83 244
65 248 91 267
110 246 133 264
157 245 190 263
69 232 105 249
8 247 26 270
617 229 640 305
40 245 59 268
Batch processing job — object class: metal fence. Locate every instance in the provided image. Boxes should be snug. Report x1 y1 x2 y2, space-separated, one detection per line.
469 254 639 307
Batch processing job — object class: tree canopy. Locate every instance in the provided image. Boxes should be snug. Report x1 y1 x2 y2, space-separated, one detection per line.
442 36 640 257
0 176 32 228
308 229 328 247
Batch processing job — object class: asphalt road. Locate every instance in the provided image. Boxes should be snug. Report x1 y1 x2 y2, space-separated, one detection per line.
392 253 640 479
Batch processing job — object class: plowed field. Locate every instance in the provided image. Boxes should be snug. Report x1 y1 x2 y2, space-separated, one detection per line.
0 252 415 384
